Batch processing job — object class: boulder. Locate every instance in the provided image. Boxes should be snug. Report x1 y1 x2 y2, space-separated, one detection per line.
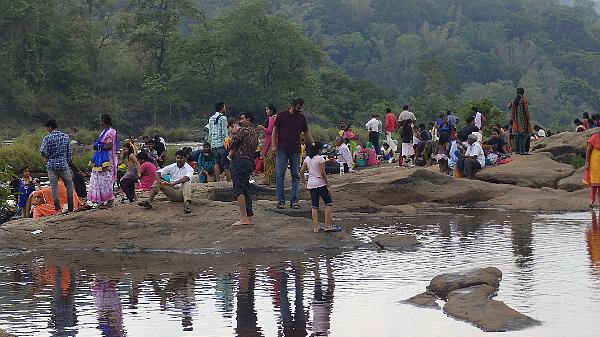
475 153 575 188
372 234 419 250
426 267 502 299
531 129 592 157
444 285 541 332
553 153 579 165
557 167 586 192
403 291 440 309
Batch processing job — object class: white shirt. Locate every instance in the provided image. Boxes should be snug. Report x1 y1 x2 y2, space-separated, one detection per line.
475 112 483 129
366 118 379 133
471 131 483 143
465 142 485 168
337 143 353 171
398 110 416 122
159 163 194 183
537 129 546 137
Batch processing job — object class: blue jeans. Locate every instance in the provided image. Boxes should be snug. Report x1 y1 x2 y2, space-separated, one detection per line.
276 151 300 204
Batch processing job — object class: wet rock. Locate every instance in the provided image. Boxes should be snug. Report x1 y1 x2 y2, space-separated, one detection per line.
557 167 586 192
0 330 16 337
553 153 579 165
403 291 440 309
475 153 575 188
372 234 419 250
426 267 502 299
444 285 541 332
380 205 417 215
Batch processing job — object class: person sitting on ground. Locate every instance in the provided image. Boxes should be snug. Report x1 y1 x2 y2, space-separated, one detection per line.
437 132 451 174
336 137 353 173
360 142 379 166
136 151 157 192
532 125 546 139
143 140 159 165
28 179 82 219
448 136 462 174
438 116 450 137
582 112 591 130
381 142 395 163
138 149 194 214
324 155 341 175
575 118 587 132
13 166 40 217
458 116 480 141
457 134 486 179
197 142 215 183
154 134 167 168
300 142 334 232
183 147 195 169
592 114 600 128
484 128 509 154
228 114 259 226
355 144 366 167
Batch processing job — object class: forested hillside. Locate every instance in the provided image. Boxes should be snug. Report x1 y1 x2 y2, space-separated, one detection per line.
2 0 600 134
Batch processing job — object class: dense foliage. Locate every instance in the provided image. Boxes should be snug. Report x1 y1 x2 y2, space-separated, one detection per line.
2 0 600 134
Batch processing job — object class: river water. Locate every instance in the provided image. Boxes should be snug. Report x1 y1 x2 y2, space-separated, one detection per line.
0 209 599 337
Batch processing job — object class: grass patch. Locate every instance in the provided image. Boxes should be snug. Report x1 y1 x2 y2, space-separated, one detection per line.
572 154 585 169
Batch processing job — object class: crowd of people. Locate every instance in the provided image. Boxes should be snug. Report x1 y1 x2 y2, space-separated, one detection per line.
10 87 595 228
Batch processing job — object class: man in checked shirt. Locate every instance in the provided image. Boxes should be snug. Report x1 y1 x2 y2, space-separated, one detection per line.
40 119 75 213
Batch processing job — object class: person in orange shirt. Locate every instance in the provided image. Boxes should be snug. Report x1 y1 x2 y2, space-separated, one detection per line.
28 179 82 218
384 108 398 152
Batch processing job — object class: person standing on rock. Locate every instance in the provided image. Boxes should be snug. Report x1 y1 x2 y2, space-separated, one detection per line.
138 149 194 213
271 98 315 209
510 88 532 155
366 114 381 156
88 114 118 208
585 132 600 208
40 118 75 213
208 102 228 182
398 105 416 124
228 114 259 226
384 108 398 153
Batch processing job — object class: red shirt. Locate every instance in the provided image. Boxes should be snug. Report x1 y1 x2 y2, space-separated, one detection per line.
385 112 397 133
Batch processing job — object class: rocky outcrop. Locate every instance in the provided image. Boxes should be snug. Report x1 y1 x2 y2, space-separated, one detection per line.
403 291 440 309
531 129 593 157
557 167 586 192
0 330 16 337
372 234 419 250
406 267 540 332
444 285 541 332
426 267 502 299
475 153 575 188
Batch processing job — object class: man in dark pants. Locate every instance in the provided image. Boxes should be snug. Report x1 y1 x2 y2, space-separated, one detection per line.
365 114 380 155
40 119 74 213
229 113 259 226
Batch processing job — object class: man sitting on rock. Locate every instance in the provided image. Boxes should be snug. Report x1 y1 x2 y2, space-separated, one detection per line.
138 149 194 213
457 134 486 179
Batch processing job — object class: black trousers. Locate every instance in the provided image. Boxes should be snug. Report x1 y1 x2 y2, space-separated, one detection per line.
231 156 254 217
457 158 482 178
369 131 380 155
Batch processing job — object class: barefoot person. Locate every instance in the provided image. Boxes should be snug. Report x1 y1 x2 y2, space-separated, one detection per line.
586 131 600 208
300 142 334 232
272 98 315 209
138 149 194 213
40 118 75 213
88 114 118 208
229 113 259 226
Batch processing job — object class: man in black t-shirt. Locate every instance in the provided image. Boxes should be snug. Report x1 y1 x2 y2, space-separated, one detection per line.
458 116 480 142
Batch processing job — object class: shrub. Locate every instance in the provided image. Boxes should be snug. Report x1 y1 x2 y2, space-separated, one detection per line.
72 128 98 145
142 126 196 142
572 154 585 169
0 143 46 173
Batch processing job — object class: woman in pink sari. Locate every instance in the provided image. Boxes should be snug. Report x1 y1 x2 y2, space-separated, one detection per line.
359 142 379 166
87 114 118 207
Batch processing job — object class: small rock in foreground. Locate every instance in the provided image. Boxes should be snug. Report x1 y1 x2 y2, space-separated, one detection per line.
403 291 440 309
372 234 419 250
426 267 502 299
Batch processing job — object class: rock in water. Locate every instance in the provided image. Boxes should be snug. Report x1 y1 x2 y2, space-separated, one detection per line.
372 234 419 250
443 285 541 332
403 291 440 309
426 267 502 299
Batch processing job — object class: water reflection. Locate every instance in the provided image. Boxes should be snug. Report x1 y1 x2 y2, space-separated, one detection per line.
588 211 600 280
92 280 125 337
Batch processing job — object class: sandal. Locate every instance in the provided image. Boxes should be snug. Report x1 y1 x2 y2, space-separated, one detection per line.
291 203 300 209
277 201 285 209
324 225 342 232
138 201 152 209
313 227 320 233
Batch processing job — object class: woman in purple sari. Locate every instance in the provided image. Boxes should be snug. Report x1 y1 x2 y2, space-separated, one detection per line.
88 114 118 207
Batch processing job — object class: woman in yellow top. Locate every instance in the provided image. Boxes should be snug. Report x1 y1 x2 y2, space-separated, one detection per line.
585 132 600 208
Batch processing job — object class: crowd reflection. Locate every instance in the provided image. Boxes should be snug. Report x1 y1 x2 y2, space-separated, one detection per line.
2 256 336 337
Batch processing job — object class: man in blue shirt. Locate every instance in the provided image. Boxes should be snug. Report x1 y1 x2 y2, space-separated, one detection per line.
208 102 228 182
40 119 74 212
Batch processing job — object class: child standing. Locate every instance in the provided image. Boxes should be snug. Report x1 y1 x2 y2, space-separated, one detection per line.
300 142 334 232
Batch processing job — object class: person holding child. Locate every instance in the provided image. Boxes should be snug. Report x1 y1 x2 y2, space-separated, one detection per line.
300 142 335 232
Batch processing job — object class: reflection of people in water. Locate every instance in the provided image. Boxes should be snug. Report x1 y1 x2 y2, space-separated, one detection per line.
510 213 534 267
587 211 600 279
151 272 197 331
92 279 126 337
49 266 77 337
311 256 335 336
215 273 236 318
236 265 262 337
279 263 307 337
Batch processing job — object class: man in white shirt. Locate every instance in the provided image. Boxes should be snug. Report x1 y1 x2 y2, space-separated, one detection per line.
458 134 485 179
472 107 485 130
365 115 381 155
138 149 194 213
398 105 417 123
336 138 353 173
533 125 546 139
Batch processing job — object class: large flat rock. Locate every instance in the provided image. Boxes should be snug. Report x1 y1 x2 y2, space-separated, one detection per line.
426 267 502 299
557 167 586 192
444 285 541 332
372 234 419 250
475 153 575 188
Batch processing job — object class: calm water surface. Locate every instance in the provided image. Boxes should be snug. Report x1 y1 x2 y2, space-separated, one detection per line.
1 209 599 337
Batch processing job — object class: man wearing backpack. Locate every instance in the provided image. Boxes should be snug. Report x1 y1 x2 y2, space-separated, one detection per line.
208 102 228 182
